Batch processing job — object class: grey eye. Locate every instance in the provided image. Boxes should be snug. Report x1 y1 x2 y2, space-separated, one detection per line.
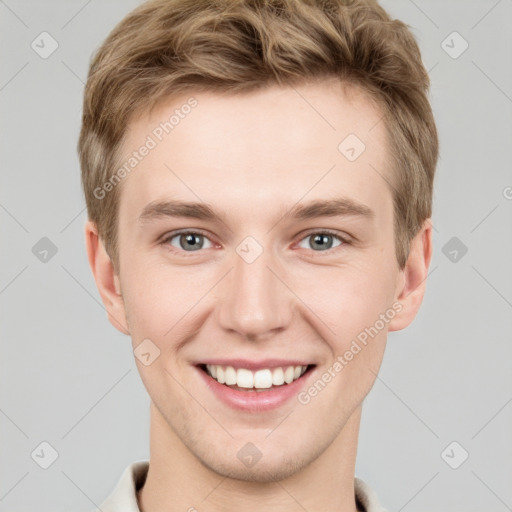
298 233 343 251
169 232 213 251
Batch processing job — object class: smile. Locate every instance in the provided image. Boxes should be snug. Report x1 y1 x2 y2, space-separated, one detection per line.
203 364 310 391
195 361 316 411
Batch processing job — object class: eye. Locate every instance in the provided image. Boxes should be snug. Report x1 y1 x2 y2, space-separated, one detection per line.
161 230 214 252
160 229 348 255
297 231 347 252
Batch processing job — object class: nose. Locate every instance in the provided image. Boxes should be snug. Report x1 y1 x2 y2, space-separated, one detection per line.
216 242 293 341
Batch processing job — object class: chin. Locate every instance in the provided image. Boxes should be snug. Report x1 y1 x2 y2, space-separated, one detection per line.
202 453 310 483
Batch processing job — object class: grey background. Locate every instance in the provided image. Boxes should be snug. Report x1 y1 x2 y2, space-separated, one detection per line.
1 0 511 510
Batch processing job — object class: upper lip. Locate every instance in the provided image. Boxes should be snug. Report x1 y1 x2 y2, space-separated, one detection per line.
195 359 314 371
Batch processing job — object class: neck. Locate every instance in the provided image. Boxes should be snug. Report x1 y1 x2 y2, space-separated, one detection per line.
138 402 362 512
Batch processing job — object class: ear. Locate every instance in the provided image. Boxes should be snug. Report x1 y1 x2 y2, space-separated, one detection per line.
388 219 433 332
84 220 130 335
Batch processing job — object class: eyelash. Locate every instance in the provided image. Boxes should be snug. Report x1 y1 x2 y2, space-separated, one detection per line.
159 229 350 256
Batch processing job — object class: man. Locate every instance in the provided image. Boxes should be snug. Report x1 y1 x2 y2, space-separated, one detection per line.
79 0 438 510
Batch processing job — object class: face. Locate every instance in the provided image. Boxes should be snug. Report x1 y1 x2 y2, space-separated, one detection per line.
90 79 428 482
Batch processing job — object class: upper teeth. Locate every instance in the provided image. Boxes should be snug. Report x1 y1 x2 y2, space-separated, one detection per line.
206 365 308 389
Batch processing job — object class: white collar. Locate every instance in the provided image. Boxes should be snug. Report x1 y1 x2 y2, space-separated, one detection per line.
98 460 387 512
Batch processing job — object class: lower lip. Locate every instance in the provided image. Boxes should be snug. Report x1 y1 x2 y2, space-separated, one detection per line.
195 366 315 412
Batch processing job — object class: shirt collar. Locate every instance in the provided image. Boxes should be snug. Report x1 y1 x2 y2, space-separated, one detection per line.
98 460 387 512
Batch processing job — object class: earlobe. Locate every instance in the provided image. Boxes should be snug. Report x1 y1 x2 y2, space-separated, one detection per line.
84 220 130 335
388 220 433 332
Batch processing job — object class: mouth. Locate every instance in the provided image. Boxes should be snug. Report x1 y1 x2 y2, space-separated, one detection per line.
197 363 316 392
195 360 317 411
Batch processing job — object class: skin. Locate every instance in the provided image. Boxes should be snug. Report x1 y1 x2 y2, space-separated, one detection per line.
85 78 432 512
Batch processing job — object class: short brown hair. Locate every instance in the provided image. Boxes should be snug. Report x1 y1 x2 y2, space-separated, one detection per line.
78 0 438 273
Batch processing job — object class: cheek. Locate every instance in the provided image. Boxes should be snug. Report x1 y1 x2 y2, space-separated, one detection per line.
120 260 213 340
303 266 392 403
296 258 396 332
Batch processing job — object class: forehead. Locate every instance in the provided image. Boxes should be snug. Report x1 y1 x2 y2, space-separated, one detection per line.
117 80 392 225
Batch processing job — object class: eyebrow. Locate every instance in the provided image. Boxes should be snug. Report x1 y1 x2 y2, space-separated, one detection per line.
137 197 375 225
